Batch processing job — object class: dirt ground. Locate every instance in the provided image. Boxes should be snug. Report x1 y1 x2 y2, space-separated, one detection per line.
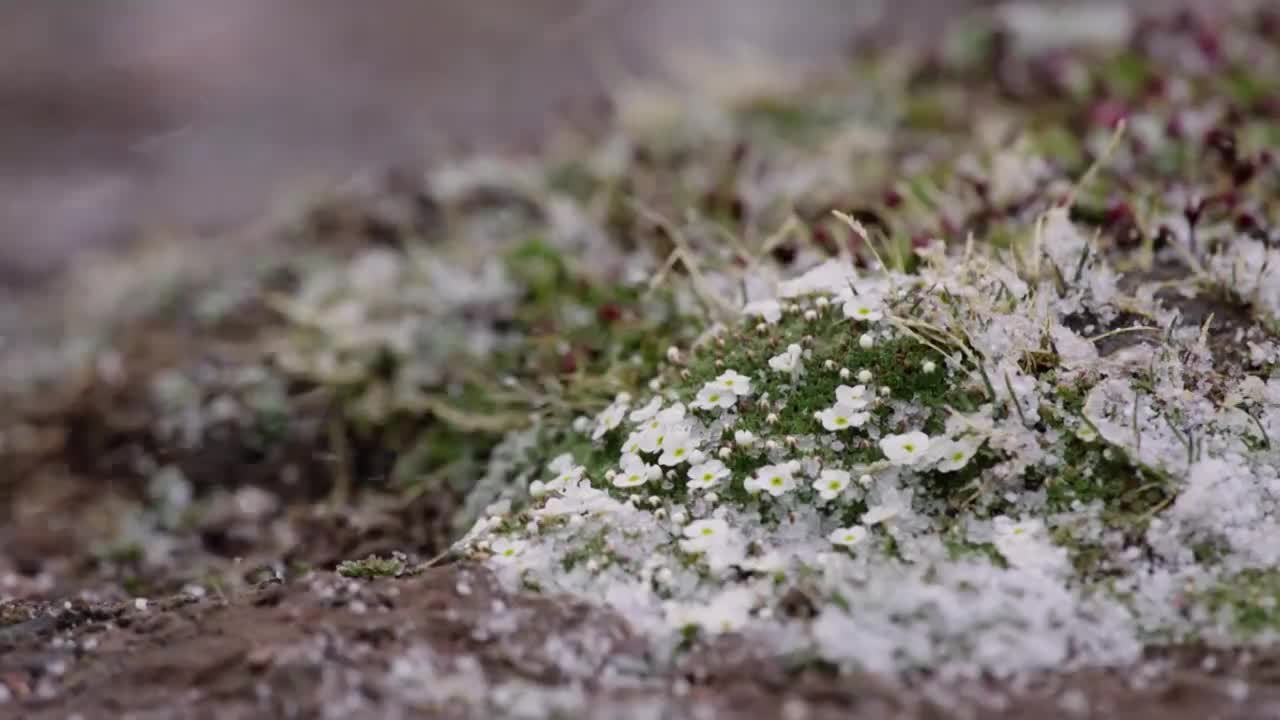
3 563 1278 719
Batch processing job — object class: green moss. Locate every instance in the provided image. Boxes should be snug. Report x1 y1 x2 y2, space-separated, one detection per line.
0 603 36 629
1039 379 1172 526
736 97 848 144
1099 54 1150 101
559 529 617 573
336 554 406 580
545 162 600 201
1049 526 1112 581
99 542 146 566
508 293 997 513
1199 570 1280 636
121 575 150 597
1044 439 1169 518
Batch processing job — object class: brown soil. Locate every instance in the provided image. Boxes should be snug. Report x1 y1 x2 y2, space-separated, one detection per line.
2 564 1278 719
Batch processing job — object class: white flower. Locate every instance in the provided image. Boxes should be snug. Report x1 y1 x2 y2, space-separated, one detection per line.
862 503 901 526
621 431 645 454
666 604 701 631
657 403 688 425
922 360 937 374
829 526 868 546
680 517 731 553
613 454 661 488
593 399 629 440
545 463 587 492
734 430 756 447
857 473 873 487
858 333 874 349
856 369 874 383
842 293 884 322
835 384 870 410
994 515 1041 541
695 590 753 634
932 437 982 472
629 397 663 423
818 405 871 431
636 426 669 454
768 344 804 374
536 482 616 518
687 460 731 490
490 538 525 563
691 384 737 411
658 432 700 466
713 370 753 396
744 299 782 324
879 431 932 466
548 453 577 474
746 463 797 497
992 516 1067 572
813 469 851 500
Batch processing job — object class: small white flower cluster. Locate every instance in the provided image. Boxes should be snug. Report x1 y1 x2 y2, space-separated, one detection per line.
527 453 621 520
879 431 983 473
841 290 884 323
489 537 527 564
666 587 755 635
592 393 631 440
534 452 586 495
691 369 753 411
745 460 801 497
817 384 872 431
767 344 804 374
595 370 760 492
992 516 1067 573
827 482 911 549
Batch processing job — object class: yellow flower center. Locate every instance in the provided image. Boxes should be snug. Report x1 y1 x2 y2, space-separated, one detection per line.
903 443 916 453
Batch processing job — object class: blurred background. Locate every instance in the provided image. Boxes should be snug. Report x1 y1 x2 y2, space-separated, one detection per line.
0 0 1004 284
